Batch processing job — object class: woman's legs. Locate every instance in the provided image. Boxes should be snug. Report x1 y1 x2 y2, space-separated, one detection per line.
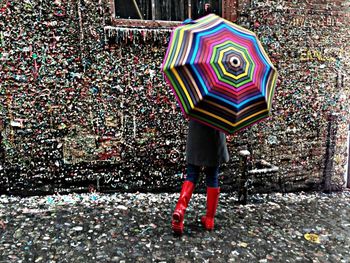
202 166 220 230
172 164 221 233
172 164 199 234
185 164 201 184
204 166 219 187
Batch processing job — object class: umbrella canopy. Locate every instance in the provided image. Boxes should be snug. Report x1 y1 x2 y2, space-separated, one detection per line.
162 14 277 134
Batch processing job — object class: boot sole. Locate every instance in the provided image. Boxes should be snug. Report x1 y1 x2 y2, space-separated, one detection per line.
171 221 184 234
201 217 214 231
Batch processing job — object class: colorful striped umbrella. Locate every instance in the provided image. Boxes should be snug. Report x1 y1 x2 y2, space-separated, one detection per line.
162 14 278 134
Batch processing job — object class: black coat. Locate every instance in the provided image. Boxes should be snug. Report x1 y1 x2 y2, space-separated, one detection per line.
186 120 229 167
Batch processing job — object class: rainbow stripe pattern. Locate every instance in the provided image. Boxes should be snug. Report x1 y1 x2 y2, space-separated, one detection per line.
162 14 278 134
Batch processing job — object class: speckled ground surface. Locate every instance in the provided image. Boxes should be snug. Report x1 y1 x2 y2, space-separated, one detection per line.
1 191 349 263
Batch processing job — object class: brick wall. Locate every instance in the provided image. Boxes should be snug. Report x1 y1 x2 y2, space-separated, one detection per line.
235 0 350 191
0 0 349 195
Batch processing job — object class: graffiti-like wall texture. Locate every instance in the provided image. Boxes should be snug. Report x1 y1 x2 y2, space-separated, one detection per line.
0 0 349 195
236 0 350 191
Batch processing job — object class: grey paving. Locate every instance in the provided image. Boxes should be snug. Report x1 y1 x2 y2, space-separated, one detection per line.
0 191 349 262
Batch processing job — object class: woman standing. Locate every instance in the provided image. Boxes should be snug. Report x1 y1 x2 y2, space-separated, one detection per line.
171 119 229 234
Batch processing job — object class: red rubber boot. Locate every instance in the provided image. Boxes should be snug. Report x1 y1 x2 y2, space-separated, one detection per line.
171 181 195 235
201 187 220 231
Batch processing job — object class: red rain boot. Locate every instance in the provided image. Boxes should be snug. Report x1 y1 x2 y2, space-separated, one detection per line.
201 187 220 231
172 181 195 234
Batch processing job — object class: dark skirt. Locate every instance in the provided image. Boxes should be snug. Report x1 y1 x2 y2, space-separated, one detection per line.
186 120 229 167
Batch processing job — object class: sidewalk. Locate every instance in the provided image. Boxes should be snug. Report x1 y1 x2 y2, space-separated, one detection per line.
0 191 349 262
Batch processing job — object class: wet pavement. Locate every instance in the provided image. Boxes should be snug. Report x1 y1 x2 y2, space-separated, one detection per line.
0 191 349 263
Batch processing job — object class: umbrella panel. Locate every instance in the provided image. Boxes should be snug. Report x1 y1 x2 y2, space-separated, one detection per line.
193 95 268 122
190 99 270 134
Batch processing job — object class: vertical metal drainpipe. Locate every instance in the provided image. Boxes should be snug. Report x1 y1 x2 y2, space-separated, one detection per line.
151 0 155 21
347 124 350 188
323 114 338 192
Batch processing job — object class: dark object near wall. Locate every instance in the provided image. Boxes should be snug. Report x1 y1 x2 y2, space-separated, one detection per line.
0 133 4 162
348 125 350 189
322 114 341 193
